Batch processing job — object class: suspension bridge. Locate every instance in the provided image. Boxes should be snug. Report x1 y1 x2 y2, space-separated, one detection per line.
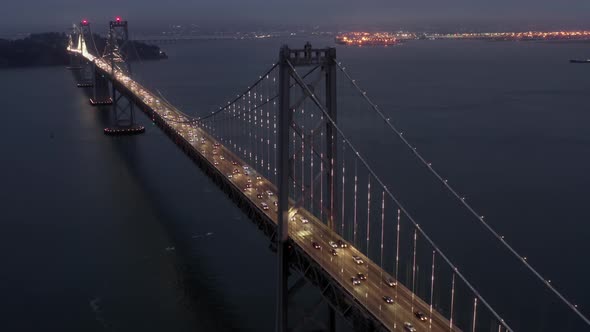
65 18 590 332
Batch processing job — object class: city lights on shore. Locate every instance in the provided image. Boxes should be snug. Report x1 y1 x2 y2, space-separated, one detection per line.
335 30 590 46
335 32 400 46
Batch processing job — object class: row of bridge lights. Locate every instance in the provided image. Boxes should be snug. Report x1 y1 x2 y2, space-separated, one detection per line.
204 70 280 183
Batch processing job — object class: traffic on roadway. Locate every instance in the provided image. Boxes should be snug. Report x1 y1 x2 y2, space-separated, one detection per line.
69 44 460 332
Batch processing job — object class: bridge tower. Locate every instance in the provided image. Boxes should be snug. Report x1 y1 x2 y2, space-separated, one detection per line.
71 19 112 106
76 20 94 88
103 17 144 135
67 24 82 70
276 43 339 332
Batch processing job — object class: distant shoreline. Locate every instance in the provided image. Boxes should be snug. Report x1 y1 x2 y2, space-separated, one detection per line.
0 32 167 69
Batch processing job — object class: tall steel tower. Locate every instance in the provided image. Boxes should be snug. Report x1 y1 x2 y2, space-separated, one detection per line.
276 43 339 332
103 17 144 135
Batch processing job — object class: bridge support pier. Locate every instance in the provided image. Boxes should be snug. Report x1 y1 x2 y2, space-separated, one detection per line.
329 307 336 332
90 64 113 106
104 86 145 135
76 60 94 88
67 53 82 70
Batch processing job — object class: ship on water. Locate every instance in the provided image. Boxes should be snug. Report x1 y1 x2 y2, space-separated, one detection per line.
570 59 590 63
335 32 398 46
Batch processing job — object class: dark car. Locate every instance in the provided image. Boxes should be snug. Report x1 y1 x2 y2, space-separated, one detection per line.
351 277 361 286
414 311 427 322
312 242 321 249
357 273 367 280
329 248 338 256
336 240 348 248
383 296 394 304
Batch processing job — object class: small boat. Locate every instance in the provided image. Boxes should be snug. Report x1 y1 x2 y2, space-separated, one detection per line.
570 59 590 63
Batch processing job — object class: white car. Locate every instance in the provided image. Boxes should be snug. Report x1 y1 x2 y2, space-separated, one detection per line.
403 322 416 332
261 202 269 211
385 277 397 287
352 256 364 265
328 241 339 249
300 217 309 224
266 190 274 196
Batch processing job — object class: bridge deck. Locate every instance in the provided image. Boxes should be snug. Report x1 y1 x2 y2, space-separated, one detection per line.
69 48 460 332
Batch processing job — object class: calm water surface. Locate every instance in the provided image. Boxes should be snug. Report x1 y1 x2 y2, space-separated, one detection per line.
0 37 589 331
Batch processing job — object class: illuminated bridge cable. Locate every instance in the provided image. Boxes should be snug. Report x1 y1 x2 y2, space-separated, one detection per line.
336 61 590 327
157 63 281 125
168 65 320 126
286 60 514 332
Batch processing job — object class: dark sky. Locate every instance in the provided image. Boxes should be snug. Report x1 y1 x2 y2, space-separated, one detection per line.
2 0 589 32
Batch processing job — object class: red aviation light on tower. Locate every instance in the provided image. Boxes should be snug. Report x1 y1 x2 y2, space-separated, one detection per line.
115 16 121 22
81 19 89 26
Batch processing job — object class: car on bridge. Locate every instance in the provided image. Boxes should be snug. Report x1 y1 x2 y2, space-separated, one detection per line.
261 202 269 211
351 277 361 286
336 240 348 248
357 272 367 281
403 322 417 332
312 242 321 249
385 277 397 287
329 248 338 256
300 217 309 224
383 296 394 304
352 255 364 265
329 241 339 249
414 311 427 322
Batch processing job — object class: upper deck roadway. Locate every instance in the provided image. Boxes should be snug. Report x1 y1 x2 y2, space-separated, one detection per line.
69 46 460 332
